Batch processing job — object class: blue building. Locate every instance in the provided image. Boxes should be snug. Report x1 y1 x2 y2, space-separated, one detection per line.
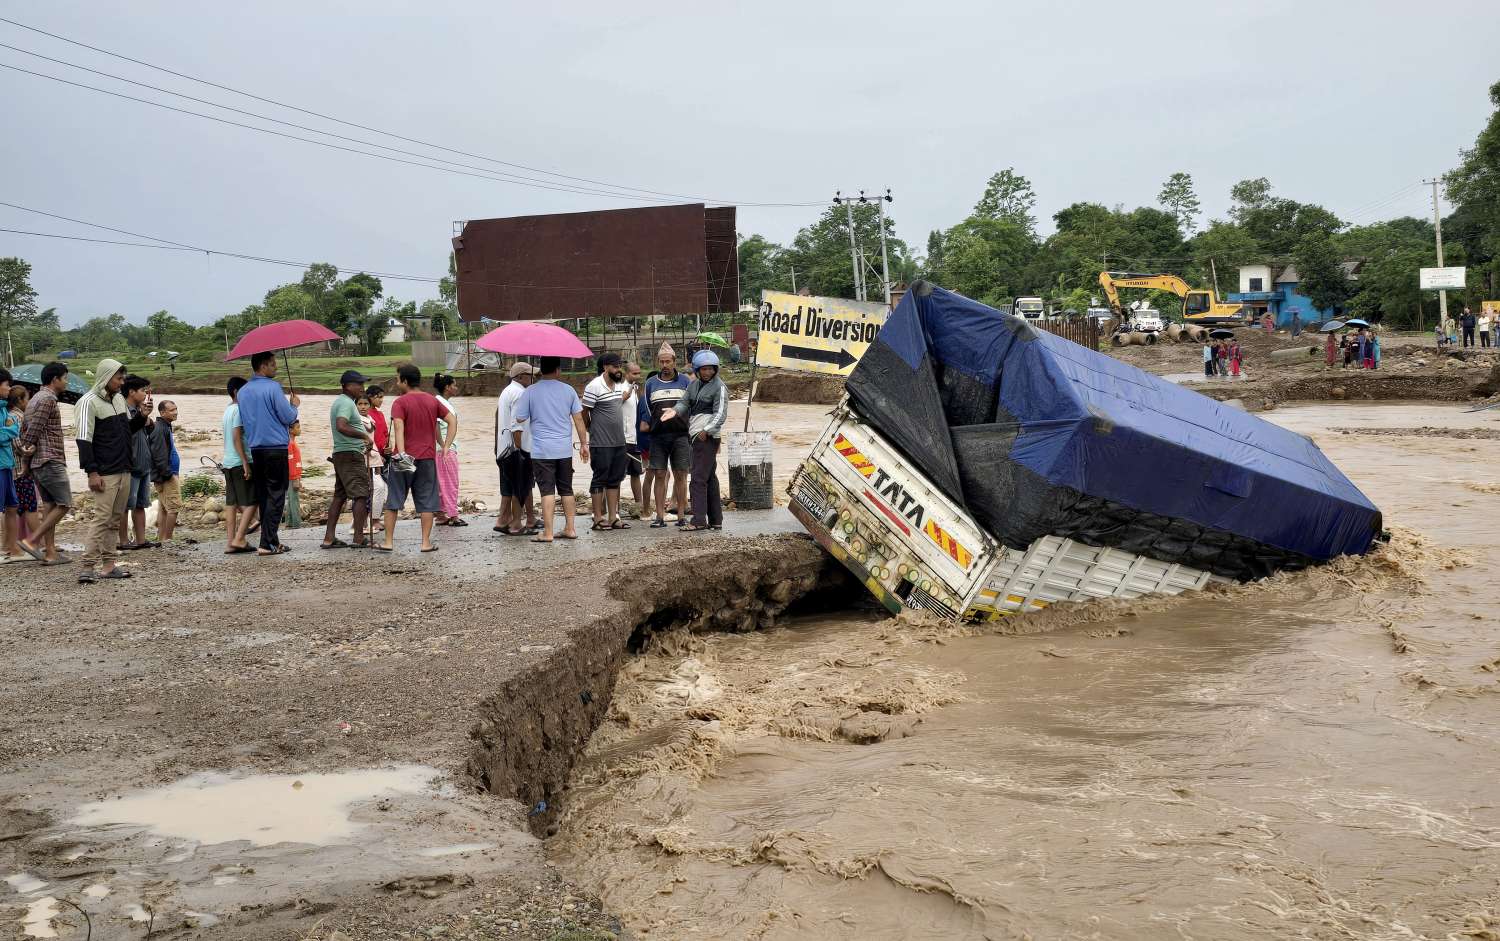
1227 262 1361 328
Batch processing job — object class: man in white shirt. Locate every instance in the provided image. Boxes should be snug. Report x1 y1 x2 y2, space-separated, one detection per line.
621 361 646 519
494 362 539 536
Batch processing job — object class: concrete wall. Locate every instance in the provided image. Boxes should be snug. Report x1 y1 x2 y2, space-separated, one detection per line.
1239 265 1273 293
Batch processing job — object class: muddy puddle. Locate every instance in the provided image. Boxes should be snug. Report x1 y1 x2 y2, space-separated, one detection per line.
5 766 536 938
550 403 1500 940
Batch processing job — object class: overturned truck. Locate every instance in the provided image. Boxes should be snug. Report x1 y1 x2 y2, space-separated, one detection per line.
789 282 1382 619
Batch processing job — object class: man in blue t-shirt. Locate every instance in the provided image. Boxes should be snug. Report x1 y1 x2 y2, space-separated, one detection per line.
237 352 300 555
644 345 691 527
514 356 589 543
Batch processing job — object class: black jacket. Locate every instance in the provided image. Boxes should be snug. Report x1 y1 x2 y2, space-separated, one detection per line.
148 420 176 483
76 392 146 476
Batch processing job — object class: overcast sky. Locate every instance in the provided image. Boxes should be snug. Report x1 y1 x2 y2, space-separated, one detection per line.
3 0 1497 327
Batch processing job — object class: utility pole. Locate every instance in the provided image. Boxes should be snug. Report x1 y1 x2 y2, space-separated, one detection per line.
866 189 894 307
788 266 797 293
834 191 865 301
1426 178 1448 333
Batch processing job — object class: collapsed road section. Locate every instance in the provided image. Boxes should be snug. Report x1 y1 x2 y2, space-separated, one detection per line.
790 281 1384 620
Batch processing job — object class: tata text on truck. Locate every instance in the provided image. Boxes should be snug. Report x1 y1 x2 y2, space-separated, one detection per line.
788 282 1383 621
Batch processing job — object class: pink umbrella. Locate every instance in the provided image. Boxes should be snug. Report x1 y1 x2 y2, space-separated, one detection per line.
475 321 592 359
227 318 341 392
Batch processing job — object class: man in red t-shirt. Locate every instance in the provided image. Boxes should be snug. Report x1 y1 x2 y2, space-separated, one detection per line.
377 364 456 553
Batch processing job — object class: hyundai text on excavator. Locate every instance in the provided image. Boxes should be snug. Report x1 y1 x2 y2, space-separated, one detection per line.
1098 271 1247 325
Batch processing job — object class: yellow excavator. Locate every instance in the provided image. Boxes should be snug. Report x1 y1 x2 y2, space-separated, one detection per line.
1098 271 1247 325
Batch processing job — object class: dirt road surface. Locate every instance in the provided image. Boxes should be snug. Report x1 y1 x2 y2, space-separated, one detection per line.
0 508 830 940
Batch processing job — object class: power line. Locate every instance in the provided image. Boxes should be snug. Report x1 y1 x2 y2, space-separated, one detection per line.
0 41 691 202
0 199 199 249
0 61 692 202
0 15 826 208
0 203 737 293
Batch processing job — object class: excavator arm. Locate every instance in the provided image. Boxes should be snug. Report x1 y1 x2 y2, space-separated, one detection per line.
1098 271 1191 315
1098 271 1246 325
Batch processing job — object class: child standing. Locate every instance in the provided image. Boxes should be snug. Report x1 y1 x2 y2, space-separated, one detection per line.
356 394 384 539
7 386 38 559
0 376 20 563
365 385 389 535
286 420 304 529
1229 341 1242 378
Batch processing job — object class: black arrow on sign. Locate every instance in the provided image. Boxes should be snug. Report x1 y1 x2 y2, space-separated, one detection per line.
782 344 857 369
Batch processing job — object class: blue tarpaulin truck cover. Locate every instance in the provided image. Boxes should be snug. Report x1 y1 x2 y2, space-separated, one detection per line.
844 282 1382 579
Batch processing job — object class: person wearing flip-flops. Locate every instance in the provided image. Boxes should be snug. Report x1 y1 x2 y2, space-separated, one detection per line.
15 363 77 566
376 364 455 554
493 362 540 537
0 368 20 563
582 353 631 532
320 370 375 549
657 350 727 533
432 374 468 529
514 356 588 544
75 359 147 582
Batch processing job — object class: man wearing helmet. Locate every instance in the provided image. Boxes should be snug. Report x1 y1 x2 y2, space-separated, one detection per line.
659 349 728 531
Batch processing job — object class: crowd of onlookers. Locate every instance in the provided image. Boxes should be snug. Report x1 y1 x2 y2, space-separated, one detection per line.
494 342 727 542
1444 307 1494 349
0 341 730 582
1 360 180 579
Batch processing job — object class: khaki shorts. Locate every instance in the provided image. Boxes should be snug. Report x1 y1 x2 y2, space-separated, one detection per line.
332 450 372 501
155 476 182 514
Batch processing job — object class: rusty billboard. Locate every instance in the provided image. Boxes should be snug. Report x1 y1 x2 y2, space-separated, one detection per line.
453 203 738 322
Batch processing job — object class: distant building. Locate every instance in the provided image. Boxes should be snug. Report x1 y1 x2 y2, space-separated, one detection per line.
1228 262 1361 327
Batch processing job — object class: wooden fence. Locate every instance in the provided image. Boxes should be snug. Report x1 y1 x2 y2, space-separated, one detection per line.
1030 317 1115 350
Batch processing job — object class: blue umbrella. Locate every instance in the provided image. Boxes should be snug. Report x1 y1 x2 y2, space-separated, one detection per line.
1319 320 1345 333
1343 318 1370 328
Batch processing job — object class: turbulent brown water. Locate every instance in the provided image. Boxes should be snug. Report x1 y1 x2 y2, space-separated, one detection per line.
551 403 1500 940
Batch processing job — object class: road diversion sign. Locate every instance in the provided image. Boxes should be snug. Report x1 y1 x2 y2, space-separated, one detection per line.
757 290 888 375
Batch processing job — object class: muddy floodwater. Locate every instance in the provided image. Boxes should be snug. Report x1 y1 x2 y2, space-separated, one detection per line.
550 403 1500 940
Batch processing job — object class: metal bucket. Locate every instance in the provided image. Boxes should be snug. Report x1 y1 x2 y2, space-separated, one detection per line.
727 431 774 510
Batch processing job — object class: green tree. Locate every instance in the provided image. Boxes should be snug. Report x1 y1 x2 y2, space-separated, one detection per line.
937 218 1036 306
439 252 457 306
1446 80 1500 295
973 168 1037 234
1158 172 1202 236
299 262 342 329
0 257 39 364
1292 233 1350 314
922 229 947 280
417 298 459 338
1229 177 1274 223
145 309 195 348
782 201 908 300
1188 221 1262 295
332 272 384 340
736 233 787 304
